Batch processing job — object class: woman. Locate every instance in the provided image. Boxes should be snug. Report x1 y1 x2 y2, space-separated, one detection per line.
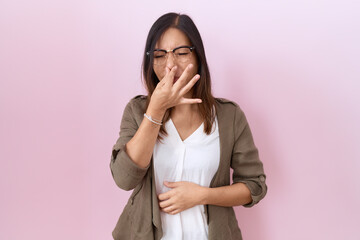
110 12 267 240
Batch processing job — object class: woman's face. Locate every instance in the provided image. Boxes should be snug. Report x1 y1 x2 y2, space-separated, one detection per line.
153 28 198 84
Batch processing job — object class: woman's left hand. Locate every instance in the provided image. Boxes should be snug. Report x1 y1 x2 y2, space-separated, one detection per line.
158 181 207 215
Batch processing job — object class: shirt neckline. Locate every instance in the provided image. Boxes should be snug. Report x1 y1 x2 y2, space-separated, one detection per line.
168 118 204 143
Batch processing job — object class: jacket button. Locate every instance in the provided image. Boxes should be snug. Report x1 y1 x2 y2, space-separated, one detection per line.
259 175 265 182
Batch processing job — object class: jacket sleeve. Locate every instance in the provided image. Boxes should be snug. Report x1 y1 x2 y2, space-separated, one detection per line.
110 99 150 191
231 104 267 207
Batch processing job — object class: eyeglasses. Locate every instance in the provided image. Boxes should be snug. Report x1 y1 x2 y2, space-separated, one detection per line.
146 46 195 65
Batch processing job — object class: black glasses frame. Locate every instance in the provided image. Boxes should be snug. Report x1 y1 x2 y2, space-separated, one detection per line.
146 46 195 57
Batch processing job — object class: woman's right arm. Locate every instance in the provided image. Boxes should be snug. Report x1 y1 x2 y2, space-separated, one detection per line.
110 65 201 190
109 98 164 191
125 104 165 169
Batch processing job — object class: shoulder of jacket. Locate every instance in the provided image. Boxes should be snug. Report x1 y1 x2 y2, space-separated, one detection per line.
131 95 147 100
125 95 148 115
128 95 148 105
215 97 240 108
215 97 245 119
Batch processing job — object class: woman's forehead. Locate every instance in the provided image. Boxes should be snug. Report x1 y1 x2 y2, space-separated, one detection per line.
155 28 191 49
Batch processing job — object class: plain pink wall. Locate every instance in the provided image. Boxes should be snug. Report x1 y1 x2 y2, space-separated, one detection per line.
1 0 359 239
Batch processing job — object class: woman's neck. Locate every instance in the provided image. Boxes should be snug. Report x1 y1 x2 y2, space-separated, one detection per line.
171 91 202 122
172 103 198 116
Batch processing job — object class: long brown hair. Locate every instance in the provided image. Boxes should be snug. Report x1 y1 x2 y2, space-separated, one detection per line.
142 13 216 140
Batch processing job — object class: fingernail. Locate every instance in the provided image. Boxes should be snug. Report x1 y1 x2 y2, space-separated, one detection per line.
188 64 193 69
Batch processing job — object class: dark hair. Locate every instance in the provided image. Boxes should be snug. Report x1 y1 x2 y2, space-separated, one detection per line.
142 12 215 140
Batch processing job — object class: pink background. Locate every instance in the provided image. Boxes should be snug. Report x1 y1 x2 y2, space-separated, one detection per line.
1 0 359 239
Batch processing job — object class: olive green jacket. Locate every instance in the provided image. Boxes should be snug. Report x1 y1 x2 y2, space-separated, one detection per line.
110 95 267 240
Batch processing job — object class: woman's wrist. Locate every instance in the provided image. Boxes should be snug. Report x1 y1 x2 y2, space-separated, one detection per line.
199 186 210 205
146 104 166 122
147 98 167 118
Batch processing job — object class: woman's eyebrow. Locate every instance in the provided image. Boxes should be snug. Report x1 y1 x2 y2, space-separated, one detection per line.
154 45 190 51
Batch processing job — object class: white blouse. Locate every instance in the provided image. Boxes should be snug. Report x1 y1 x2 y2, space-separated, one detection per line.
153 116 220 240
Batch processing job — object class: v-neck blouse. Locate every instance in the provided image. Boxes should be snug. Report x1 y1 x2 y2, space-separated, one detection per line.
153 116 220 240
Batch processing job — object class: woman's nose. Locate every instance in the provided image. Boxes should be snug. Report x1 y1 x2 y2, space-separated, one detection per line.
165 52 176 69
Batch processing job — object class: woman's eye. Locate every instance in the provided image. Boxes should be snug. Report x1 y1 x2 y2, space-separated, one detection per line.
175 48 191 56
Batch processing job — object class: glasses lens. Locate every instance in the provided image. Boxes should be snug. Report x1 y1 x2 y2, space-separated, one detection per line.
174 47 192 63
151 47 193 65
153 50 166 65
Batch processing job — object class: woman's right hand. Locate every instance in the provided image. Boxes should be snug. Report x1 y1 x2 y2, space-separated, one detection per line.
148 64 202 117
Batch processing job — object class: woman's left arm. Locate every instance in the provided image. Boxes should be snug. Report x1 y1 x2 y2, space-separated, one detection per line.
230 104 267 207
158 181 251 214
203 104 267 208
203 182 252 206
